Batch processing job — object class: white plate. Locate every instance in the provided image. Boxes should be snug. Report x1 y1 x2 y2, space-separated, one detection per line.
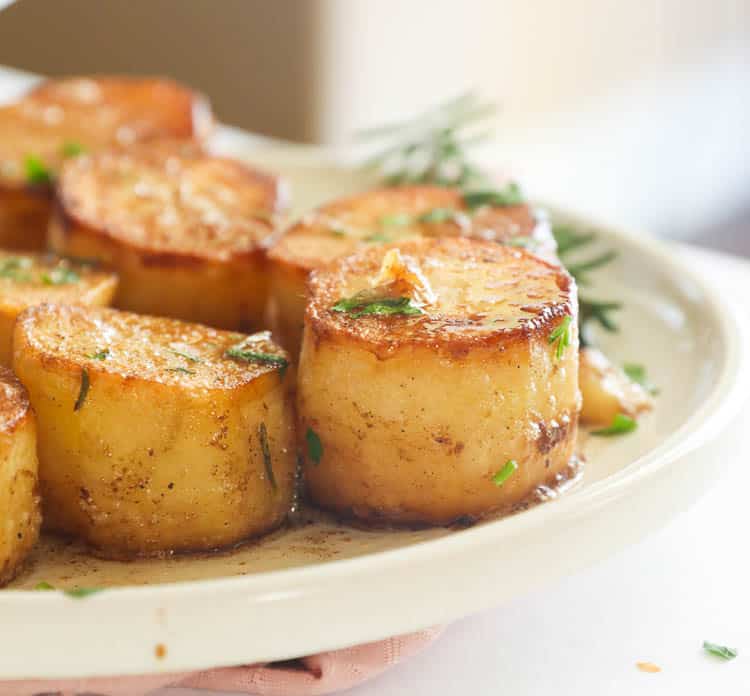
1 129 748 680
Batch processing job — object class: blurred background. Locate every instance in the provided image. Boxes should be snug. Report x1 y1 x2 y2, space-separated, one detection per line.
0 0 748 250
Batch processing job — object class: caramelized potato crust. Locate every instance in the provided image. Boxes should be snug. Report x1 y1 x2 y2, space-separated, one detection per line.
0 366 41 585
298 237 579 525
0 251 117 366
268 185 554 355
13 304 296 557
0 75 213 250
50 140 286 330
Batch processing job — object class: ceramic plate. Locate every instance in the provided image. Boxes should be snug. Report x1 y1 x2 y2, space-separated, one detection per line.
1 127 748 680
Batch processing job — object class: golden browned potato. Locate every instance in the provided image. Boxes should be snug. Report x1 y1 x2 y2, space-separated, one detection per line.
49 140 285 331
267 185 555 356
0 75 213 251
297 237 579 525
0 251 117 366
13 304 296 558
579 347 654 426
0 366 41 585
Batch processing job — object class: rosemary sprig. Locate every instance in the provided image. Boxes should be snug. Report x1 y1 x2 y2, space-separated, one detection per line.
360 92 496 189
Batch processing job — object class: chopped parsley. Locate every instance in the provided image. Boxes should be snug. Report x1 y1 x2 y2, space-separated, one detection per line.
492 459 518 486
258 422 276 490
417 207 457 224
551 224 596 255
579 298 621 336
566 250 618 285
463 182 524 210
306 427 323 465
379 213 413 227
332 294 423 318
41 266 80 285
74 368 90 412
623 363 659 395
703 641 738 660
34 581 102 598
225 345 289 378
34 581 55 591
24 155 52 185
167 366 195 375
591 413 637 437
0 256 33 282
60 141 86 158
170 349 202 363
548 315 573 360
88 348 109 360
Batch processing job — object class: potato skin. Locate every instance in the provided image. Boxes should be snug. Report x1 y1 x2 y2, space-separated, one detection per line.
0 252 117 366
298 237 579 525
0 366 41 586
13 304 296 557
0 75 213 251
50 141 285 331
268 185 554 355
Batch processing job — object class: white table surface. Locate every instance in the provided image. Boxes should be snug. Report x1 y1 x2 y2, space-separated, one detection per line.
159 246 750 696
0 66 746 696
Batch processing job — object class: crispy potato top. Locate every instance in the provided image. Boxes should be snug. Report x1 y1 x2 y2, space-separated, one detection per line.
16 304 289 390
0 76 212 189
0 251 117 314
269 185 555 272
307 237 575 351
0 365 31 434
56 141 285 261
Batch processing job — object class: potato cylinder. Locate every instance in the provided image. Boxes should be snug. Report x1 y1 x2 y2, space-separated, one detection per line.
0 366 41 585
13 304 296 558
298 237 579 525
50 140 285 331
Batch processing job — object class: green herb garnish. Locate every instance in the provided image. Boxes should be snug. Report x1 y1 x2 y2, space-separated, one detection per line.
41 266 80 285
167 367 195 375
332 294 423 318
463 182 524 210
60 141 86 158
579 298 621 336
703 641 738 660
170 349 202 363
258 422 276 490
88 348 109 361
64 587 103 599
0 256 33 282
225 346 289 378
551 224 596 255
379 213 413 227
34 581 55 591
548 315 573 360
306 427 323 465
74 368 89 411
566 250 618 285
363 232 392 243
25 155 52 185
417 207 457 224
591 413 637 437
360 92 495 188
623 363 659 395
492 459 518 486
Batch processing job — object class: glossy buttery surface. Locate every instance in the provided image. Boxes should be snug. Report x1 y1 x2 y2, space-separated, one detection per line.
0 140 746 682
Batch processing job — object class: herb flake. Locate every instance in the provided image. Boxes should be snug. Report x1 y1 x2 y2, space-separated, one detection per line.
548 315 573 360
463 182 524 210
591 413 637 437
61 141 86 158
417 207 457 224
258 422 276 490
64 587 103 599
41 266 80 285
34 581 55 591
703 641 738 660
492 459 518 486
379 213 413 227
25 155 52 185
332 295 423 318
623 363 659 395
225 346 289 378
306 428 323 465
167 366 195 375
0 256 33 282
74 368 89 412
88 348 109 361
170 349 202 363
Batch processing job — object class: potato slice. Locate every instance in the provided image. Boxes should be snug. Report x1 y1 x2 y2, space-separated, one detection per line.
297 237 579 525
268 185 555 355
50 140 285 331
579 347 654 425
13 304 296 558
0 251 117 366
0 366 41 586
0 75 213 250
